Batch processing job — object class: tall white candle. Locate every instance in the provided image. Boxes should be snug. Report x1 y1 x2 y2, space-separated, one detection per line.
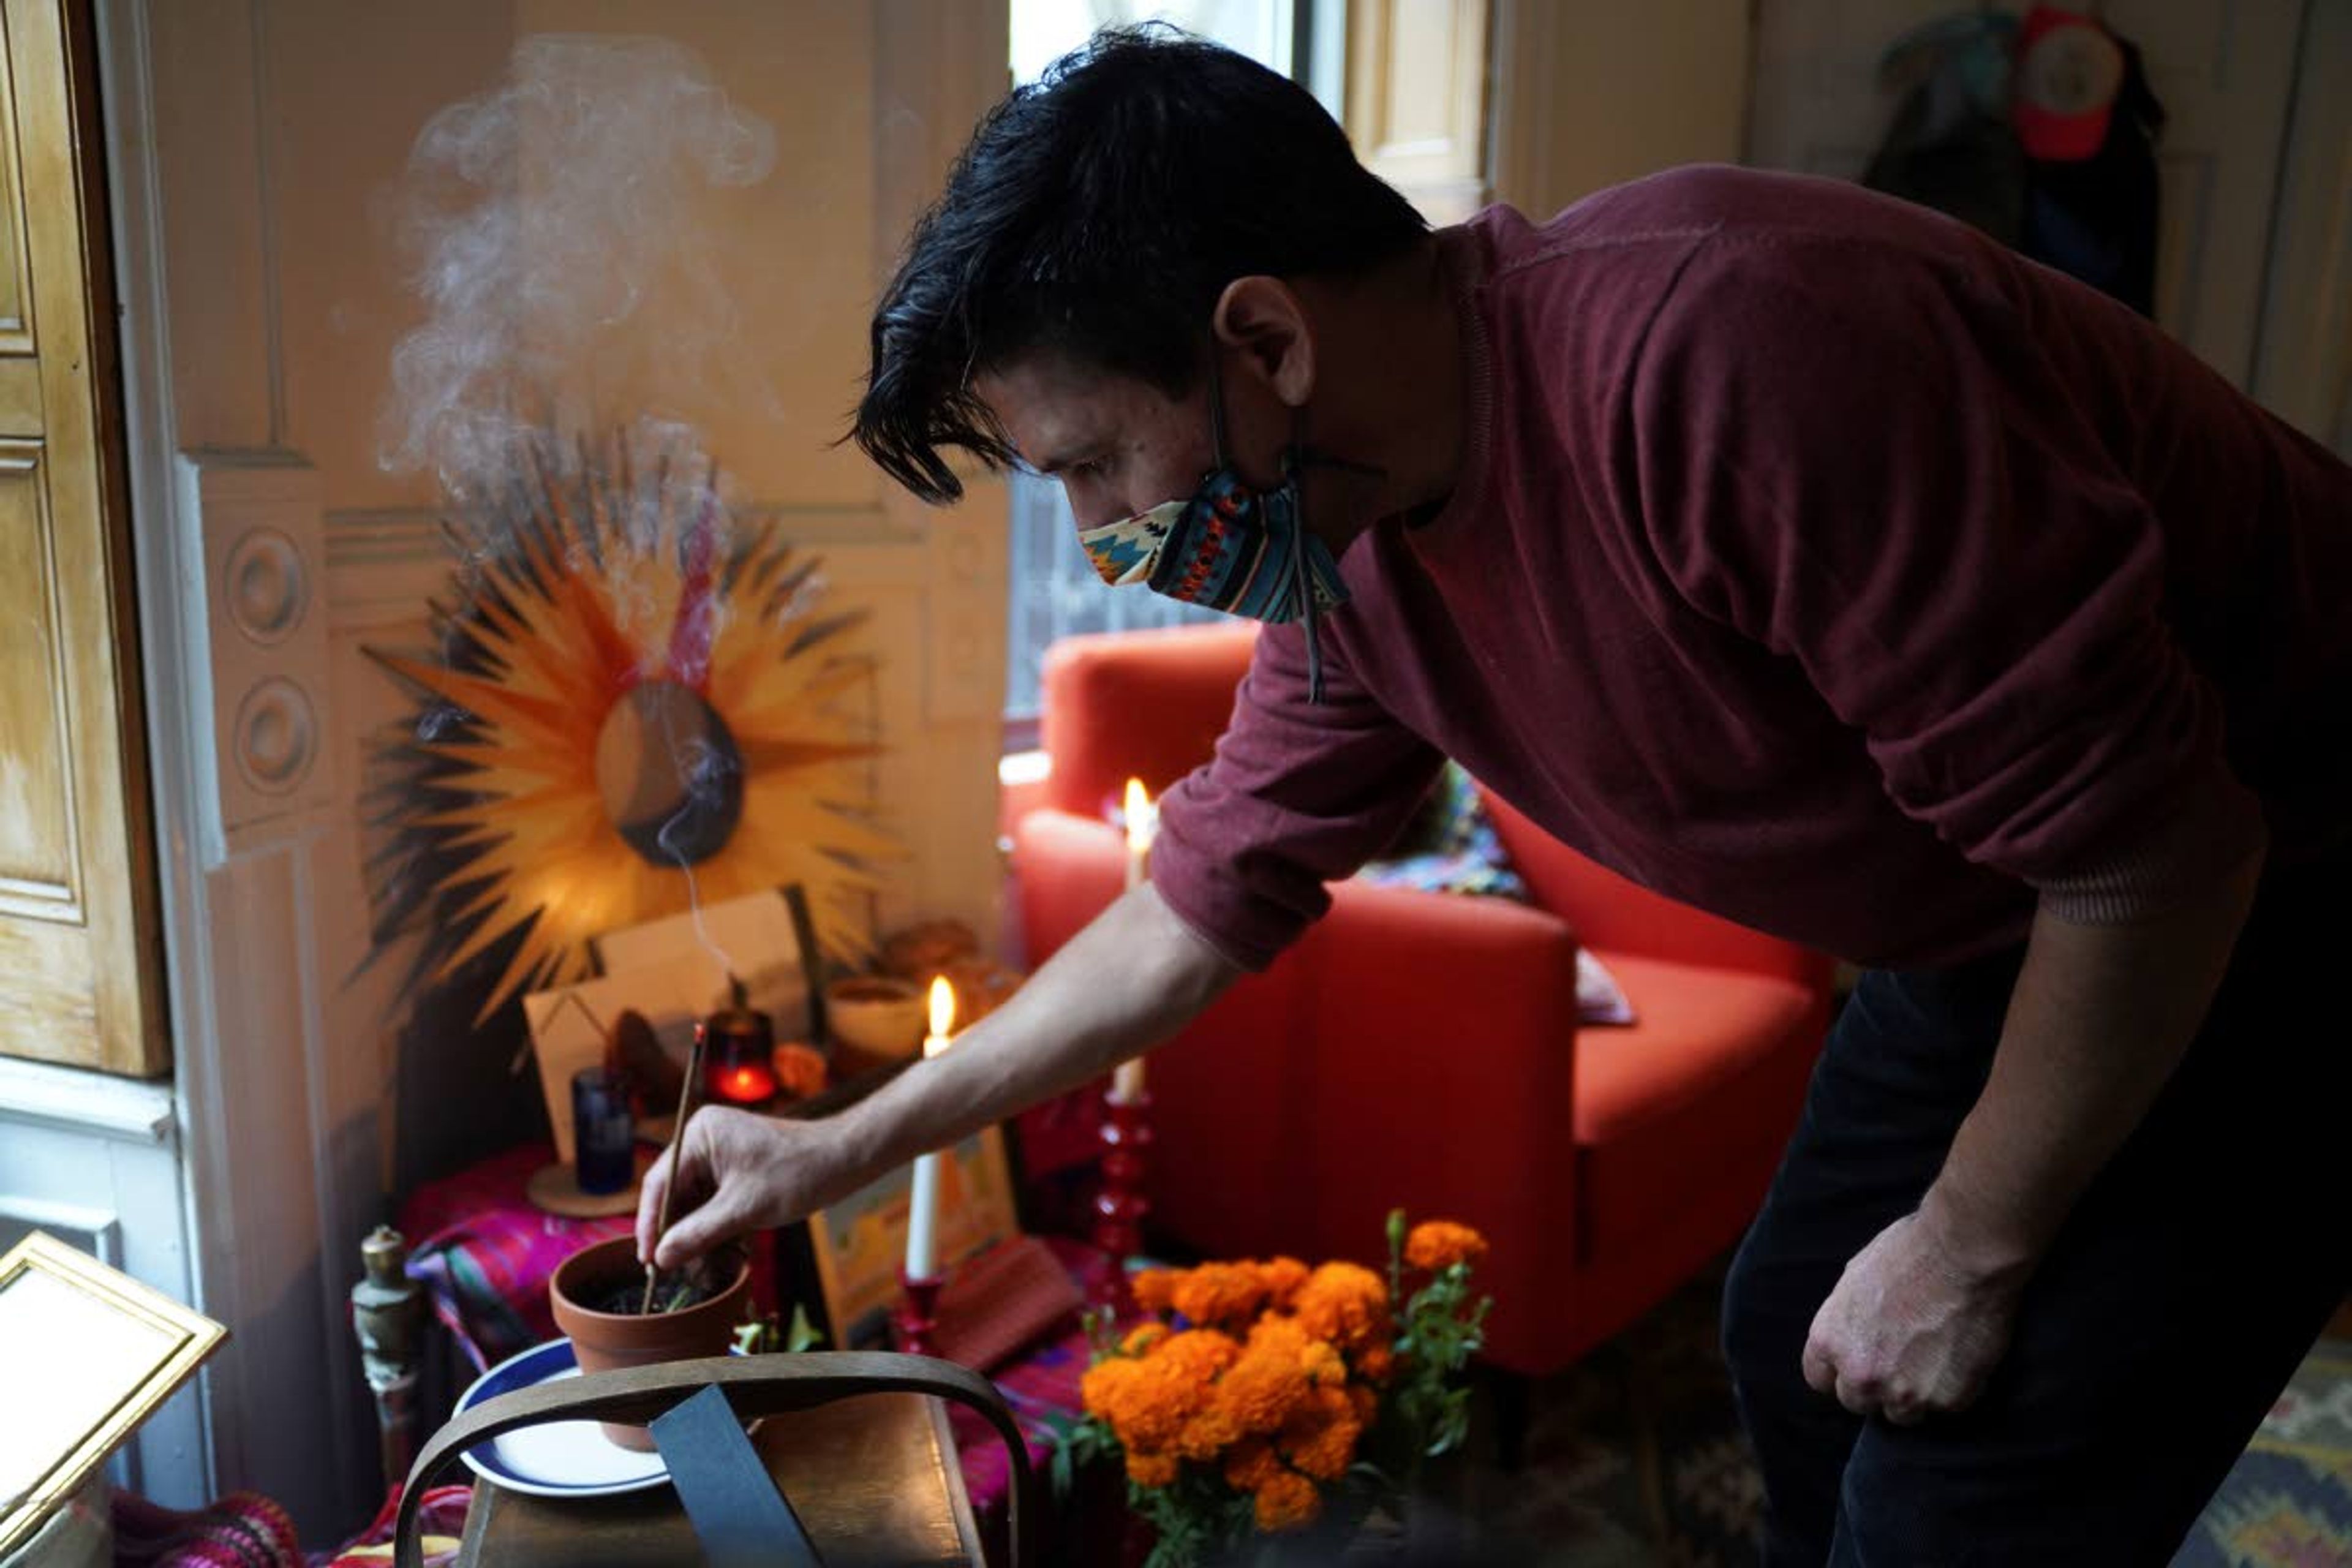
1110 778 1154 1106
903 976 957 1282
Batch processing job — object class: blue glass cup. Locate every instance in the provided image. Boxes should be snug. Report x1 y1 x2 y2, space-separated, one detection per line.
571 1068 635 1196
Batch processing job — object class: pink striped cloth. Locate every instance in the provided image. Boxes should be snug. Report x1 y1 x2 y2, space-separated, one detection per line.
397 1142 638 1372
111 1487 301 1568
315 1483 472 1567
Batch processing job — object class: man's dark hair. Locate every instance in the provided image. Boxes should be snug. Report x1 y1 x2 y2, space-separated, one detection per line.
853 25 1428 503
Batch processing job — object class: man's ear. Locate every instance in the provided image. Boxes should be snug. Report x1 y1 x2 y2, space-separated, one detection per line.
1213 276 1314 407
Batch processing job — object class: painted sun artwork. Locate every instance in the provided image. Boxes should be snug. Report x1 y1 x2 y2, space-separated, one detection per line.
364 429 895 1022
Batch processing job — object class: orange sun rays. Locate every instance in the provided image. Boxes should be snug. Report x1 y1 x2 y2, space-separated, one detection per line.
368 442 891 1023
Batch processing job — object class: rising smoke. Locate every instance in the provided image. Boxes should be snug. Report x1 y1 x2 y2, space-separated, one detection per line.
378 33 780 511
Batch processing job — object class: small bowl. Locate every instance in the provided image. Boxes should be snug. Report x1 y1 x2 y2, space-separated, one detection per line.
824 974 928 1063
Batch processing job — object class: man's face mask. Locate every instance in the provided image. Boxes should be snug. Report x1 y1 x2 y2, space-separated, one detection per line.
1074 360 1359 699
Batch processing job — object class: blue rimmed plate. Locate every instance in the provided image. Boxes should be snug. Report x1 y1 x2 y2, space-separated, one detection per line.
453 1337 748 1498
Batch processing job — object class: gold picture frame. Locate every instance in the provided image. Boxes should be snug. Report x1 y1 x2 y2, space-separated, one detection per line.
0 1232 226 1558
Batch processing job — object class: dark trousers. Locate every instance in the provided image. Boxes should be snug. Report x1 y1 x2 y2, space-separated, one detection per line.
1722 854 2352 1566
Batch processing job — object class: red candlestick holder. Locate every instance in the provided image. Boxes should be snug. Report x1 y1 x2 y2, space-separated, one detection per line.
1091 1090 1153 1319
895 1268 946 1358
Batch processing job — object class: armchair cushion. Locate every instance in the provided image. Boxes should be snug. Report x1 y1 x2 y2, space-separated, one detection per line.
1569 952 1822 1262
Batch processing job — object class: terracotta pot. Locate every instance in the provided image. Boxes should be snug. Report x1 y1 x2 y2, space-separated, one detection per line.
548 1235 750 1450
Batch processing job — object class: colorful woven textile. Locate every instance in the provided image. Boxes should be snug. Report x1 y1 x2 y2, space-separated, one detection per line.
311 1483 472 1567
112 1487 302 1568
944 1237 1110 1519
397 1142 638 1372
1355 761 1528 901
2177 1336 2352 1567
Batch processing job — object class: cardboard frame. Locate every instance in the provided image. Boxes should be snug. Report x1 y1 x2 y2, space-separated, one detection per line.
0 1232 225 1556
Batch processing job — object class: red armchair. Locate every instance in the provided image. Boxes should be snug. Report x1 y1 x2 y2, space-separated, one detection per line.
1011 624 1836 1376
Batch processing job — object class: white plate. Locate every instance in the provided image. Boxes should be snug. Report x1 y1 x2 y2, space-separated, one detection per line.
453 1336 755 1498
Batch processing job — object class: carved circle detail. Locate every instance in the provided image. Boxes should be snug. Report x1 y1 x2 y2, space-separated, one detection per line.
233 678 317 795
224 527 307 645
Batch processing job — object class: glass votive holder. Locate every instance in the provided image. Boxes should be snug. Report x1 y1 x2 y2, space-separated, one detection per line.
704 1003 778 1107
571 1067 636 1195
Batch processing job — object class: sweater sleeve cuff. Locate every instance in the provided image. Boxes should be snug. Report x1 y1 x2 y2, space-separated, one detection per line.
1148 867 1281 974
1144 831 1316 973
2031 772 2268 925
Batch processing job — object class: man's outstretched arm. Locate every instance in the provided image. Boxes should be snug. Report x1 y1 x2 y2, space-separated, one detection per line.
637 881 1240 1270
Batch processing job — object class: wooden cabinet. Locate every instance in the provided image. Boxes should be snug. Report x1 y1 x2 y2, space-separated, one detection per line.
0 0 164 1076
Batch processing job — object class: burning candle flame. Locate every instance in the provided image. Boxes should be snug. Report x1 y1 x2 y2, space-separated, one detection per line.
926 976 956 1057
1125 778 1152 853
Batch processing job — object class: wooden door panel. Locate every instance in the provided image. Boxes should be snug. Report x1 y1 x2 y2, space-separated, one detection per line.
0 440 76 905
0 37 30 354
0 0 164 1076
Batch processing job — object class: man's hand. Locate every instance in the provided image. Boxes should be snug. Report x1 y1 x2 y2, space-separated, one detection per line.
635 1107 850 1272
1801 1208 2025 1425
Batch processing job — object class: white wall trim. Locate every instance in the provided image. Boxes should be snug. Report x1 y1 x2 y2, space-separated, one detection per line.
0 1058 175 1142
92 0 222 1507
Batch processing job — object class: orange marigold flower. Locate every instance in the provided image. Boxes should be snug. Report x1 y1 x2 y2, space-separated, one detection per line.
1404 1220 1488 1272
1257 1256 1310 1310
1131 1268 1180 1315
1299 1335 1347 1388
1125 1449 1180 1488
1354 1343 1395 1384
1080 1357 1182 1453
1254 1471 1322 1533
1348 1382 1379 1425
1278 1385 1362 1482
1084 1333 1232 1455
1121 1322 1169 1357
1080 1356 1142 1421
1171 1261 1268 1328
1215 1317 1314 1435
1292 1262 1391 1352
1152 1327 1243 1384
1175 1396 1245 1461
1223 1439 1283 1493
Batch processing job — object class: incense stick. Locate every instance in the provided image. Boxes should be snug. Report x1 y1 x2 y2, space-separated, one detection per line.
642 1020 709 1313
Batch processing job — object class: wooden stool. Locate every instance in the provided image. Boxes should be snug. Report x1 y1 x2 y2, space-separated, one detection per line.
394 1353 1029 1568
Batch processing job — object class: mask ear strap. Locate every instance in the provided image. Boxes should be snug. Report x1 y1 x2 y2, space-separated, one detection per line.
1287 410 1327 704
1207 349 1231 469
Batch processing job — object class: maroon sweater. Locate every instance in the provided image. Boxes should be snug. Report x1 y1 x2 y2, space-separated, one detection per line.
1152 167 2351 971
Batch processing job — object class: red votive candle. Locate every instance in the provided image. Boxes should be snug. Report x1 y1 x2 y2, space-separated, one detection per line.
703 1002 777 1106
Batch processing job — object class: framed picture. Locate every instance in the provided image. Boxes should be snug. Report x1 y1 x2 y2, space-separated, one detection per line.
0 1232 225 1557
591 888 815 1041
794 1126 1022 1349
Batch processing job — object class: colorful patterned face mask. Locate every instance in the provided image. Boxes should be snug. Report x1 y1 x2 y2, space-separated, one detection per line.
1074 366 1354 699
